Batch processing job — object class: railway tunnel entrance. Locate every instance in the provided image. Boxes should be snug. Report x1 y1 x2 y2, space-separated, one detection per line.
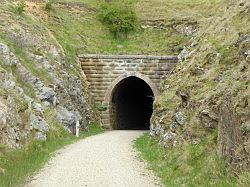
111 76 154 130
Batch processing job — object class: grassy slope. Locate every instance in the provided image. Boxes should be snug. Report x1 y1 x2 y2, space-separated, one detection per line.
135 134 250 187
38 0 239 62
24 0 190 60
146 0 249 186
154 0 249 145
0 123 104 187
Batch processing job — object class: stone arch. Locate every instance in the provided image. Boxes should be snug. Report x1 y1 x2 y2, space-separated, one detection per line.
103 72 159 129
103 72 159 104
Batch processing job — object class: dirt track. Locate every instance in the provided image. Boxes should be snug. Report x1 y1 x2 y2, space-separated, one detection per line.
27 131 160 187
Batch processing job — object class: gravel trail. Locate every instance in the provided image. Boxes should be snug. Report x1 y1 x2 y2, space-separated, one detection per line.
27 131 160 187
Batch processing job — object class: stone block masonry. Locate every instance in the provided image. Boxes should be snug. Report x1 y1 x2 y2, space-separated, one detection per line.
79 54 178 128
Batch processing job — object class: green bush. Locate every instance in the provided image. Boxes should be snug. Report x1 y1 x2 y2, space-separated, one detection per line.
14 1 26 15
98 1 138 38
45 0 54 11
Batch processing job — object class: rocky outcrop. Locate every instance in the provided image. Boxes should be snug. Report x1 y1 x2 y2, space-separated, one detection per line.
0 29 92 148
0 70 30 148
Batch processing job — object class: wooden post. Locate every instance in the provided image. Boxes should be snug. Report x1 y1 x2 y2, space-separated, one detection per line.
218 99 242 162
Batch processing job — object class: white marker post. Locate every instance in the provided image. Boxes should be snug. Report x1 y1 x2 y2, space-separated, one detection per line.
76 121 80 137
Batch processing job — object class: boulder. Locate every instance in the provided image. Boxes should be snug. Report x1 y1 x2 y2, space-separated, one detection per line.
30 114 49 133
35 132 47 141
3 80 16 89
199 110 218 129
38 86 57 105
57 106 82 133
175 111 186 125
31 102 44 114
150 119 164 137
163 131 176 142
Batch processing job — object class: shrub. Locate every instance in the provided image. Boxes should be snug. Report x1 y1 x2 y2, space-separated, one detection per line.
98 1 138 38
45 0 54 11
14 1 26 15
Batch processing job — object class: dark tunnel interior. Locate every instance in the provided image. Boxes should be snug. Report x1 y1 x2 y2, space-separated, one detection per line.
111 76 154 130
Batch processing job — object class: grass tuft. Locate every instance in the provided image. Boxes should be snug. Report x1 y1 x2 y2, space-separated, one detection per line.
45 0 55 12
14 1 26 15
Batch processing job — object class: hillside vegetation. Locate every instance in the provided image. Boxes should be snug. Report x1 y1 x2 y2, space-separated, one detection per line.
148 0 250 186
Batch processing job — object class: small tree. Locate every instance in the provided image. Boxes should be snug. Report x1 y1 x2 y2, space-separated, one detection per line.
98 1 138 38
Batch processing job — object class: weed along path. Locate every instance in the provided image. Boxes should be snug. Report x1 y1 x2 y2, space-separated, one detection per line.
27 131 160 187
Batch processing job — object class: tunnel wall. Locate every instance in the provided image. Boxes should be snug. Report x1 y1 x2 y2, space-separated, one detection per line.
79 54 178 129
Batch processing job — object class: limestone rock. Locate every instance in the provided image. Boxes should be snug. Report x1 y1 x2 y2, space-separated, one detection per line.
163 131 176 142
6 127 21 143
57 106 82 133
0 97 24 148
175 111 186 125
199 110 218 129
35 132 47 141
32 102 44 114
38 87 57 105
170 121 179 130
0 100 7 130
150 120 164 137
178 46 189 62
0 21 91 150
55 75 91 129
49 45 61 61
174 24 197 36
30 114 49 134
0 43 19 66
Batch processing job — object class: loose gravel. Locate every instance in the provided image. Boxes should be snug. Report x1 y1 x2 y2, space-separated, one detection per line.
27 130 161 187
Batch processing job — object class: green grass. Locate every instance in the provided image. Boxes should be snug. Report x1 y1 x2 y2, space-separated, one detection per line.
0 123 104 187
135 133 250 187
41 0 189 59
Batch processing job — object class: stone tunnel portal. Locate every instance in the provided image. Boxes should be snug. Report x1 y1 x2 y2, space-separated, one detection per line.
111 76 154 130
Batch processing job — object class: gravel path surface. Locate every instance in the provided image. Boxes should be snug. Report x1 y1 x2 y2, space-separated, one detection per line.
27 131 161 187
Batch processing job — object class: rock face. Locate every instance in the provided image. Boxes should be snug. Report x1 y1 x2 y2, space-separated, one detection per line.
0 93 28 149
0 43 18 66
0 27 92 148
